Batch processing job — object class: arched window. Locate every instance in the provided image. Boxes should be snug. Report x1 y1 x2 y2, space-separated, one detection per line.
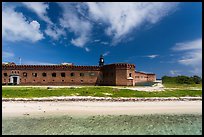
32 73 37 77
42 72 47 77
61 73 65 77
23 72 27 77
129 73 132 77
80 73 84 77
3 73 7 77
70 72 75 77
52 73 56 77
89 72 95 76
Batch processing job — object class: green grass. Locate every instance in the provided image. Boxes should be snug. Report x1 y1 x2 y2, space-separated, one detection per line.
2 86 202 98
163 83 202 88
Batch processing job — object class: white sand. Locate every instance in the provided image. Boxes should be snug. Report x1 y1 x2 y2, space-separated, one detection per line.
2 101 202 118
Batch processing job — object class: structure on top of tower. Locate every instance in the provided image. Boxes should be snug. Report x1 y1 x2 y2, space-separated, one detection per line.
99 54 104 66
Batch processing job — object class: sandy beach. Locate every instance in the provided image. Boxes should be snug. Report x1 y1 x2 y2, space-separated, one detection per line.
2 100 202 117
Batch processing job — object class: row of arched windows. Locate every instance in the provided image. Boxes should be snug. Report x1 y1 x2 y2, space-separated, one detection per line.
21 72 95 77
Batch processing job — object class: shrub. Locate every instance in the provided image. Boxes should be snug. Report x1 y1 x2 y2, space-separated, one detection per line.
191 75 202 84
162 75 202 84
176 76 194 84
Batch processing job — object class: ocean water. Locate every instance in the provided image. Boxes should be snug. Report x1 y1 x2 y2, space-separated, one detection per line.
2 114 202 135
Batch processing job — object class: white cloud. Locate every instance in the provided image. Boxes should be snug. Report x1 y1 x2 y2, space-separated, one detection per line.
45 25 66 40
94 39 100 42
170 70 180 76
2 7 44 42
22 2 66 40
23 60 57 65
22 2 52 24
2 51 15 59
86 2 178 44
59 3 92 48
173 38 201 51
173 38 202 76
85 47 90 52
103 51 110 56
101 42 109 45
55 2 178 48
145 54 159 59
71 36 88 48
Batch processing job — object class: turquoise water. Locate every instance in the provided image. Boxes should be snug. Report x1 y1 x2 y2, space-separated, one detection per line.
2 114 202 135
136 82 157 86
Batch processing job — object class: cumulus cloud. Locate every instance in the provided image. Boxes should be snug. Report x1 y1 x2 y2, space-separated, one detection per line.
54 2 178 48
71 36 88 48
22 2 66 40
45 26 66 40
22 2 52 24
86 2 178 44
3 2 179 49
2 7 44 42
145 54 159 59
59 3 92 48
173 38 202 75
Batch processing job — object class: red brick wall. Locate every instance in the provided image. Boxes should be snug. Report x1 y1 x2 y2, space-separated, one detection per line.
2 64 155 86
2 69 101 85
147 74 156 82
115 64 135 86
135 72 156 83
101 65 116 86
2 65 101 86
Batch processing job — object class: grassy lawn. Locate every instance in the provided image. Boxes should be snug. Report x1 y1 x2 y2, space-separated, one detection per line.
2 86 202 98
163 83 202 88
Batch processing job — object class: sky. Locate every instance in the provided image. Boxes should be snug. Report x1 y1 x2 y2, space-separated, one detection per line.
2 2 202 78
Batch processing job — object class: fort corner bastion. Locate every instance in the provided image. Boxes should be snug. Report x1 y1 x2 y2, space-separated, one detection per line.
2 56 156 86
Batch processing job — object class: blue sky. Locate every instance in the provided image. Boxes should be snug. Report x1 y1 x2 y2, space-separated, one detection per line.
2 2 202 78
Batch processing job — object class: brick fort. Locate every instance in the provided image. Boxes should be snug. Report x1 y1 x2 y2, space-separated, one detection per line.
2 55 156 86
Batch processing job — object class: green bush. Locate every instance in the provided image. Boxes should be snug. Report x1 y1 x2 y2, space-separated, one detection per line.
191 75 202 84
162 75 202 84
176 76 194 84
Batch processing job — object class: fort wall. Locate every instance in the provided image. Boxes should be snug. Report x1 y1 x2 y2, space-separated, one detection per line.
2 63 156 86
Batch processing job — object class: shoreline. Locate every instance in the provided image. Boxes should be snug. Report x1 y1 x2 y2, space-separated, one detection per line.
2 96 202 102
2 100 202 118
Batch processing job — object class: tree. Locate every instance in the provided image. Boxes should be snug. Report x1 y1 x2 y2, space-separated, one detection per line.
176 75 194 84
191 75 202 84
161 75 202 84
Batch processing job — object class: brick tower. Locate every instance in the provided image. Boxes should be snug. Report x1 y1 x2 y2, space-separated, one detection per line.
99 54 104 66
